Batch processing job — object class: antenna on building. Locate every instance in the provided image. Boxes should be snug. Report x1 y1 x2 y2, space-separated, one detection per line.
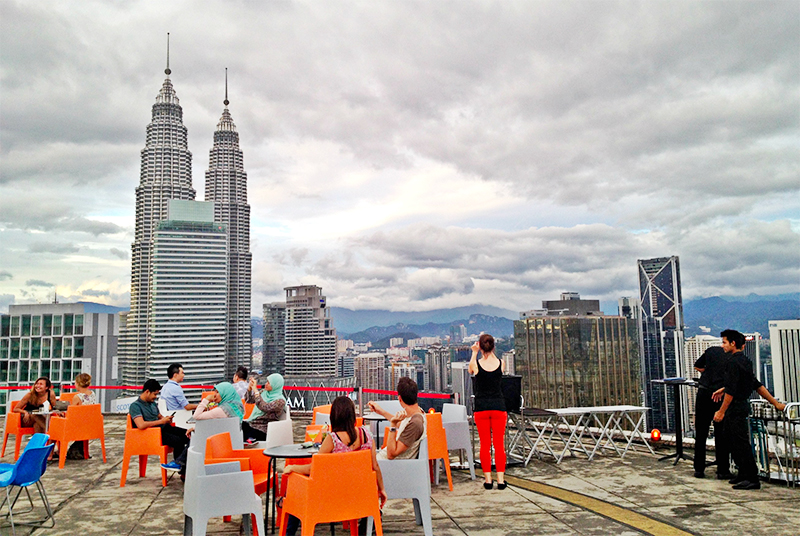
224 67 229 107
53 290 58 304
165 33 171 76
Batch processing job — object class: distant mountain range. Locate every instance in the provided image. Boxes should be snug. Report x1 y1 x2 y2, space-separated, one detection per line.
250 293 799 343
683 294 799 337
329 305 517 334
345 314 515 345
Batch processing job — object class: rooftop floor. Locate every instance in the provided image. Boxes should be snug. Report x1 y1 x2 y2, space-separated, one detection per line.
2 414 798 536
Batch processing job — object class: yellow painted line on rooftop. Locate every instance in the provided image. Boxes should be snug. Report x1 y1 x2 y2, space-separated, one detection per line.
474 470 697 536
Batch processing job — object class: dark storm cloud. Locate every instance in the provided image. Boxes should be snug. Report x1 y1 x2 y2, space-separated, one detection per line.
0 197 124 235
109 248 129 260
312 220 800 309
82 289 110 297
25 279 54 287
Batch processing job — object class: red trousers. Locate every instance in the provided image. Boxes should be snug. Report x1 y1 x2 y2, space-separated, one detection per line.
474 410 507 473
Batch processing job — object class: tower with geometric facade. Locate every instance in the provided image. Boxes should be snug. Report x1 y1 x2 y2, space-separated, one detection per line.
120 49 196 390
204 71 252 377
637 256 685 433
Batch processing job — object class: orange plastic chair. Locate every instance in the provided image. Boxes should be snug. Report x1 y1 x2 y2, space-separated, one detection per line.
200 391 216 400
59 392 78 403
48 403 107 469
243 402 255 419
120 415 171 487
426 412 453 491
205 432 273 495
279 449 383 536
311 404 332 425
1 410 35 461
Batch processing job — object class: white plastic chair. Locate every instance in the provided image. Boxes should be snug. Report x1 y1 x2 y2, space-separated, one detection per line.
264 418 294 449
157 398 193 429
368 437 432 536
189 418 243 454
315 412 330 426
442 403 475 480
182 447 264 536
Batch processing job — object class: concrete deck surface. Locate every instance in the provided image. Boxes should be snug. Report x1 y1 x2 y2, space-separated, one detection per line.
1 414 797 536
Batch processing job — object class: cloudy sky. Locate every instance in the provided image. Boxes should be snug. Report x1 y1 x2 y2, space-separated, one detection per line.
1 1 798 316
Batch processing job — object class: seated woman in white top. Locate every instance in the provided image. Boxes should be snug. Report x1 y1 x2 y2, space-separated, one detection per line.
192 382 245 421
71 373 97 406
65 373 98 459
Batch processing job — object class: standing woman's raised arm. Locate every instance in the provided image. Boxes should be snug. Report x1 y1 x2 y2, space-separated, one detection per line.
468 341 480 375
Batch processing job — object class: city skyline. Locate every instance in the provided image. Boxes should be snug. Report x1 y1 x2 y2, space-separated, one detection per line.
2 2 799 317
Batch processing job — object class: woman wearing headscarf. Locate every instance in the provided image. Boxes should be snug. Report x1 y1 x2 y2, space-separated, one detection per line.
192 382 245 421
242 373 286 443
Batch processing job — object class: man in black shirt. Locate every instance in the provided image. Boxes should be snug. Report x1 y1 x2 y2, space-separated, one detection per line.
713 330 786 490
693 346 731 479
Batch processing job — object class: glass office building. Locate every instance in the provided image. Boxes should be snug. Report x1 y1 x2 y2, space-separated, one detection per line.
514 315 641 410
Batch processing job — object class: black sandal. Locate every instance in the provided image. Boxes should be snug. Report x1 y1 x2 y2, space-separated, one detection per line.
483 482 493 490
497 482 507 490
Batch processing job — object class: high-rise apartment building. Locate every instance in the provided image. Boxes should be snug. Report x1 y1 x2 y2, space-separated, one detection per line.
390 362 416 390
426 344 450 393
451 362 474 413
204 74 252 377
283 286 337 378
768 320 799 402
263 303 286 375
145 200 227 389
354 352 387 391
337 354 355 378
514 314 641 409
638 256 685 432
0 303 120 411
743 333 762 383
501 349 516 375
120 56 196 390
684 334 722 430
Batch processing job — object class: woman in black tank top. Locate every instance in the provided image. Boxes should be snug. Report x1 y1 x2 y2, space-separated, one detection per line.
469 334 507 490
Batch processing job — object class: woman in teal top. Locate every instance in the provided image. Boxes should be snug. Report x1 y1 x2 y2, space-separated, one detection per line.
193 381 245 421
243 373 286 443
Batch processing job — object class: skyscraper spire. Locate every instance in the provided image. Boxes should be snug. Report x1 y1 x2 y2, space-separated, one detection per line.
165 32 171 76
204 70 252 377
224 67 229 107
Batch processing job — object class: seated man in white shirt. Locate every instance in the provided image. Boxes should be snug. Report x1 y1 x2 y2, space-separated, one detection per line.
232 366 249 398
160 363 198 412
368 377 426 460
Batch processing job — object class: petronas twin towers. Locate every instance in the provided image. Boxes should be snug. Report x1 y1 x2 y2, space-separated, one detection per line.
119 48 251 390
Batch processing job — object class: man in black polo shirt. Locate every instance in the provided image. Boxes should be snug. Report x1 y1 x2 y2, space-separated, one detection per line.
693 345 731 479
129 379 190 477
713 330 786 490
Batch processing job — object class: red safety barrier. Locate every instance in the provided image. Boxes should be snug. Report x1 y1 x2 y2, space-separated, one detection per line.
362 388 452 400
3 384 451 398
